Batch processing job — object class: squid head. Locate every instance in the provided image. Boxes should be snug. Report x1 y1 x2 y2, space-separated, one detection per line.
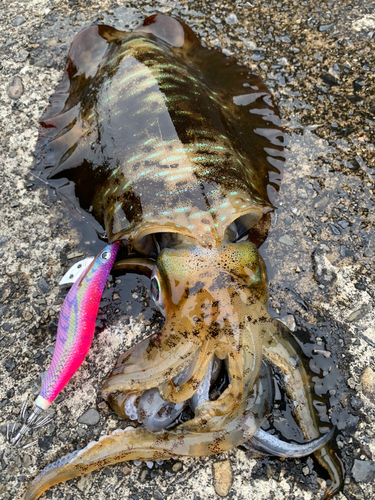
103 241 273 431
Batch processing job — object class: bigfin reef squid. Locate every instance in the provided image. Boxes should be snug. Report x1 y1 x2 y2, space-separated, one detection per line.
12 13 344 500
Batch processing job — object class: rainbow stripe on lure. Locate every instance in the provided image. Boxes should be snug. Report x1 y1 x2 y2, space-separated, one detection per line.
11 243 119 445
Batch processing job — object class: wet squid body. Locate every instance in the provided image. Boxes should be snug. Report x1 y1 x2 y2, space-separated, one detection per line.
22 14 343 500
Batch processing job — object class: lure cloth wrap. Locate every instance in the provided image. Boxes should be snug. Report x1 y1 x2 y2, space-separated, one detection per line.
36 243 119 410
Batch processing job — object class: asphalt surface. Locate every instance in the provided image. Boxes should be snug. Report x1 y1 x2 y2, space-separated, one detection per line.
0 1 374 499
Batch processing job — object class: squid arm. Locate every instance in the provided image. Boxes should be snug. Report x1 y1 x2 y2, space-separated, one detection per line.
21 369 273 500
263 319 344 498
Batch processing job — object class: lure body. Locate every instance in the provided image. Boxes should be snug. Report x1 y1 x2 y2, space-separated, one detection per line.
37 243 119 409
10 244 119 447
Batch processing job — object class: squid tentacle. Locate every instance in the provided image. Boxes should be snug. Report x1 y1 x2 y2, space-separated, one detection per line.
247 427 335 458
158 341 218 403
21 367 273 500
101 321 204 400
263 319 344 498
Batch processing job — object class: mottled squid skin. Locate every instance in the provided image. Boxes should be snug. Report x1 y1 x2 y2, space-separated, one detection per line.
25 13 343 500
36 13 283 246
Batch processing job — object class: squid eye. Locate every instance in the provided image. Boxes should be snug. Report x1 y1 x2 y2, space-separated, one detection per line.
150 270 164 314
150 276 160 303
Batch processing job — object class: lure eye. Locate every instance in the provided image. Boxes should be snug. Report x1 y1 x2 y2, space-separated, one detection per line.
101 251 110 260
150 270 164 314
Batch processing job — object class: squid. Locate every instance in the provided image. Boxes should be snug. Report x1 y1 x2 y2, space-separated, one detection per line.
9 13 344 500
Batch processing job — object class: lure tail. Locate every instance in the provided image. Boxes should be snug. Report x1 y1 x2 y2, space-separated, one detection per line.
10 243 119 446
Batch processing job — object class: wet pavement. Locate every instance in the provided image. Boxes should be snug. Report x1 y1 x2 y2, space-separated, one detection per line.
0 0 374 499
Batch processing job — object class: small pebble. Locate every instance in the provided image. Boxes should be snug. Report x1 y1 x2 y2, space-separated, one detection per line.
211 15 221 23
67 250 84 260
153 490 163 500
297 188 308 199
77 427 86 437
352 459 375 483
34 56 53 68
252 52 265 61
213 460 232 497
328 224 341 235
22 310 32 321
172 462 183 472
58 431 70 442
318 22 336 32
11 16 25 26
77 408 100 425
279 234 294 247
139 469 148 483
15 49 29 62
337 220 349 229
312 250 337 287
280 314 296 332
361 367 375 400
4 357 16 371
1 322 12 332
7 76 24 100
37 278 50 294
225 13 238 25
0 236 8 247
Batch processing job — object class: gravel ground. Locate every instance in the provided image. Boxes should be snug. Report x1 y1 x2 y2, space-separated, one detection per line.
0 1 374 499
